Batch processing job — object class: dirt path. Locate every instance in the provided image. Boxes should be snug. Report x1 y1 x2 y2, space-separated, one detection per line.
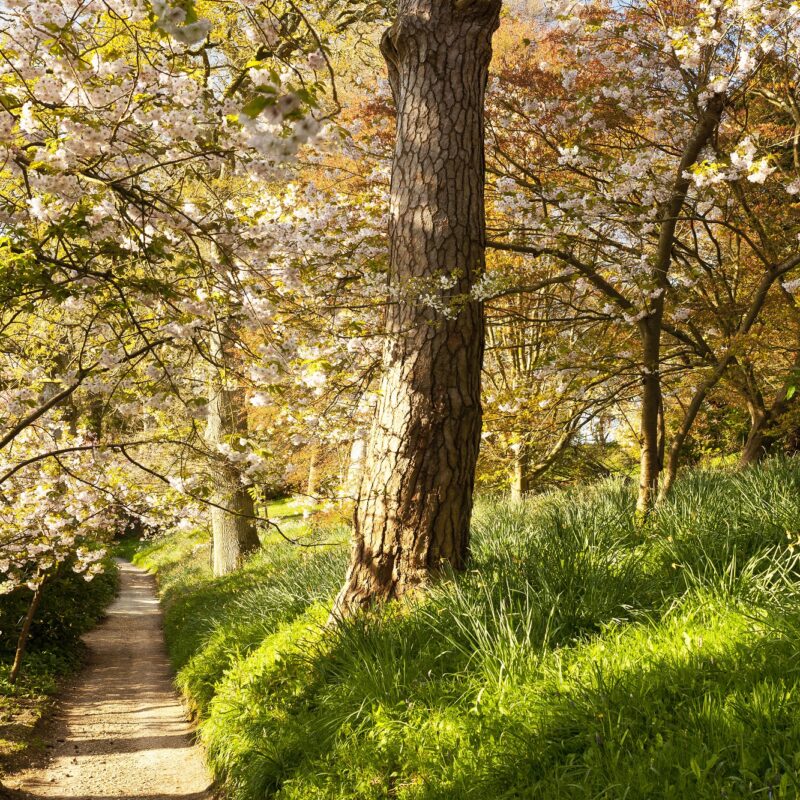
5 560 212 800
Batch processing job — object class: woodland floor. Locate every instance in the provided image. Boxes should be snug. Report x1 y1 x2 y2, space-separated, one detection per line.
2 560 211 800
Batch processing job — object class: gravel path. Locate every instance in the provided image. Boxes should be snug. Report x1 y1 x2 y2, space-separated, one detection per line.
6 560 212 800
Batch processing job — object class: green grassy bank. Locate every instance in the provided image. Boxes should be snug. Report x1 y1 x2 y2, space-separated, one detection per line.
135 460 800 799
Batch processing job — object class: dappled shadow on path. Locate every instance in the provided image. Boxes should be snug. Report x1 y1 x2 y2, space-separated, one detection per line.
6 561 211 800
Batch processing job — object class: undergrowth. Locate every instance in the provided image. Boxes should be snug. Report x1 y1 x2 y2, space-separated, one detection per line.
0 558 118 772
135 459 800 799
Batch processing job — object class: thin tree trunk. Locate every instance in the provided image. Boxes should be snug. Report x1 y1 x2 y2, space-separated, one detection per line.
333 0 500 617
635 94 725 515
511 421 580 499
637 317 663 514
306 447 320 497
344 427 367 501
9 581 45 684
740 354 800 466
659 360 729 502
206 328 260 577
510 445 531 501
740 399 771 466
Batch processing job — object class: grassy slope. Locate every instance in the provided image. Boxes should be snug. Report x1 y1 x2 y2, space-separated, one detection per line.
0 560 118 775
135 460 800 799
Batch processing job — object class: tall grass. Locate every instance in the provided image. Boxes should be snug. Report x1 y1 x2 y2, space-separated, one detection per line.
138 457 800 799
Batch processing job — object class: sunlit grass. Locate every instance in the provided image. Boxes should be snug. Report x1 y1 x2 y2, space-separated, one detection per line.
137 458 800 799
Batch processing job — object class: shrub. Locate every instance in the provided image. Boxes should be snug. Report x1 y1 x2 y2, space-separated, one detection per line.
0 558 118 657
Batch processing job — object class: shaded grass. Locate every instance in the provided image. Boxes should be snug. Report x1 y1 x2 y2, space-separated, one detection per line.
137 459 800 799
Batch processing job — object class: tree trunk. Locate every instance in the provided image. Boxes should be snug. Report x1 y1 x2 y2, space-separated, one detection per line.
659 360 730 502
511 420 580 500
635 94 725 515
333 0 500 617
740 400 772 466
206 329 260 577
344 427 367 501
9 580 45 685
740 382 799 466
636 316 663 514
510 445 532 501
740 345 800 465
306 447 320 497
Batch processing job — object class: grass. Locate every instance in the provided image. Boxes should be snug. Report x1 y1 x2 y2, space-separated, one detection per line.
133 458 800 799
0 559 118 775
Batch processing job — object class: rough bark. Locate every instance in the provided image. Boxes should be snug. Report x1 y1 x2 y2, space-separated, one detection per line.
333 0 500 616
206 329 260 577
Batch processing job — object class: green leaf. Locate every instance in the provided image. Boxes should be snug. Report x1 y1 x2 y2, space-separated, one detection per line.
241 95 271 118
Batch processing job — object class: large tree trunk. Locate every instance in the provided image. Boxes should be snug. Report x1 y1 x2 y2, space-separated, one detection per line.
333 0 500 617
206 329 260 577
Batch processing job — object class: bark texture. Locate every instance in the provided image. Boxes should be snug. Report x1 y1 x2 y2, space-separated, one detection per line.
333 0 500 616
206 329 260 577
